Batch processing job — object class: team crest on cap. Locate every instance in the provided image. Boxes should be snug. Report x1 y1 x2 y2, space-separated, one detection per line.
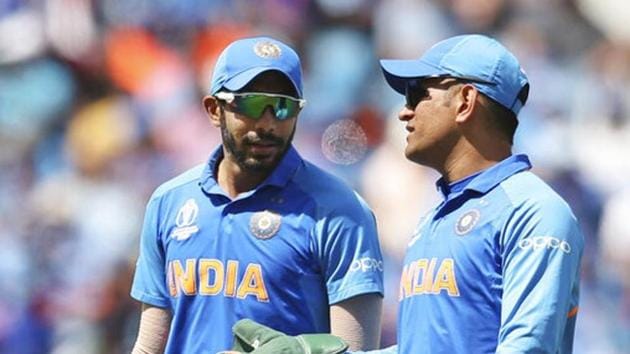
250 210 282 240
170 199 200 241
455 209 480 236
254 41 282 59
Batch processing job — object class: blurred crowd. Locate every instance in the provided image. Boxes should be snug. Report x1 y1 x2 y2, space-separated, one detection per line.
1 0 629 353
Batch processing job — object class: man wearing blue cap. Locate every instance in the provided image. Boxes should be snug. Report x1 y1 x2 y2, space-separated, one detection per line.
225 34 583 354
129 36 384 354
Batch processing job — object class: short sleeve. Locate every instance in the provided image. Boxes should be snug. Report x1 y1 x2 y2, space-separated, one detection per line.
130 196 171 308
497 196 584 353
313 193 385 305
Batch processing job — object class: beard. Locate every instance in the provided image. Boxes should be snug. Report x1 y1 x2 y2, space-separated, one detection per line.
220 116 296 173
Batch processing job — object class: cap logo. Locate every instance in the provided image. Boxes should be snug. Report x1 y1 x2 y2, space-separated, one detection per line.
253 41 282 59
250 210 282 240
455 209 480 236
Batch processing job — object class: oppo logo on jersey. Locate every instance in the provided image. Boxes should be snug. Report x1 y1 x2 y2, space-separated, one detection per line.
399 258 460 300
349 257 383 273
518 236 571 254
167 259 269 302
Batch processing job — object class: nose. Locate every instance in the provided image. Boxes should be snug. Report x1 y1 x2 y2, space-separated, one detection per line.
398 105 414 122
254 106 279 131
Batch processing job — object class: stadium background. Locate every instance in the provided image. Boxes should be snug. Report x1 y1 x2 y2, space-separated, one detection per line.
0 0 628 353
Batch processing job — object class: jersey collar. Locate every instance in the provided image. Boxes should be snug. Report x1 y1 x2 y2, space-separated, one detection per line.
436 154 532 199
199 144 302 197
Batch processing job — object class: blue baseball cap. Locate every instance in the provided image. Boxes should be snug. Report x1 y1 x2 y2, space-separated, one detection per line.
210 36 303 98
380 34 529 116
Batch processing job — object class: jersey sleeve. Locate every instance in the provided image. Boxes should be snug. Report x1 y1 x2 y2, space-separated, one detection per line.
312 192 385 305
497 196 584 353
130 195 171 308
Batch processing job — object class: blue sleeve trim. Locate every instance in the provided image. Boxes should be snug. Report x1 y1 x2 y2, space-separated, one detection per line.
328 281 384 305
130 288 170 308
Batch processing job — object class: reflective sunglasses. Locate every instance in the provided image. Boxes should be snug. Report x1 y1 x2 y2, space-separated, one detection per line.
215 92 306 120
404 75 495 109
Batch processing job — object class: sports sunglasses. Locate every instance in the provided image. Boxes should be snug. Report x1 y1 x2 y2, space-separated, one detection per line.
404 74 494 109
215 92 306 120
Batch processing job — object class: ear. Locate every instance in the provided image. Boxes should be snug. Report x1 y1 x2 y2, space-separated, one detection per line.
202 95 222 127
454 84 478 124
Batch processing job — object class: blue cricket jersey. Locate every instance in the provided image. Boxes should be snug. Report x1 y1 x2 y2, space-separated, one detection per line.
131 146 384 353
396 154 583 354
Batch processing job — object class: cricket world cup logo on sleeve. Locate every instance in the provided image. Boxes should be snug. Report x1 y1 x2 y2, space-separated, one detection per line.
250 210 282 240
170 199 200 241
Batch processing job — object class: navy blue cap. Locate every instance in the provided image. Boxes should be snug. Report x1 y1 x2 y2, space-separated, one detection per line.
380 34 529 116
210 36 303 98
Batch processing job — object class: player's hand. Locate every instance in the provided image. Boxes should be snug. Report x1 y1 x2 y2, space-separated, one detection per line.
218 319 349 354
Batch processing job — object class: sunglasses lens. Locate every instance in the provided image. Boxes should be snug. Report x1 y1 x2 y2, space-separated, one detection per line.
273 99 298 120
233 95 300 120
234 95 267 118
405 81 426 109
405 91 414 108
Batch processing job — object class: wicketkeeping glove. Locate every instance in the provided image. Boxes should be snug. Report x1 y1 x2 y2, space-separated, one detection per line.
220 319 349 354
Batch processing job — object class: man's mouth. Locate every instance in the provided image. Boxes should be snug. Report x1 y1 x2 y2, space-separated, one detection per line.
247 140 281 155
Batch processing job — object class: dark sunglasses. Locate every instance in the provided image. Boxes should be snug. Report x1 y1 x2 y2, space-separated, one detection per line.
215 92 306 120
404 75 495 109
405 81 429 109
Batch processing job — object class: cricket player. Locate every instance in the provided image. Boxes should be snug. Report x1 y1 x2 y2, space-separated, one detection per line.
130 36 384 354
224 34 584 354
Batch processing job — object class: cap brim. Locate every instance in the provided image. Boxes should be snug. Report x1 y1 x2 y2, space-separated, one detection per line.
222 66 303 98
380 59 443 95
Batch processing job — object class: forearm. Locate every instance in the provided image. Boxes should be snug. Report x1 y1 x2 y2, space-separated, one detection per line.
132 304 171 354
350 345 398 354
330 293 383 350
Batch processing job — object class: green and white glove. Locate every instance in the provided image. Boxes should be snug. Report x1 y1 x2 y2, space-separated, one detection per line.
220 319 349 354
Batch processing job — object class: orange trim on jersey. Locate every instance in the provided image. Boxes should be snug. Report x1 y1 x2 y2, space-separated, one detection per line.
567 306 579 318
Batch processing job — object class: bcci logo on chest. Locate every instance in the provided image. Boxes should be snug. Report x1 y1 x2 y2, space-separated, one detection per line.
249 210 282 240
455 209 480 236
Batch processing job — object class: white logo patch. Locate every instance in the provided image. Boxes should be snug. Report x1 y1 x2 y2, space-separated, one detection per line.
455 209 480 235
408 233 422 248
519 236 571 254
408 215 431 247
170 199 199 241
250 210 282 240
253 41 282 59
349 257 383 273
